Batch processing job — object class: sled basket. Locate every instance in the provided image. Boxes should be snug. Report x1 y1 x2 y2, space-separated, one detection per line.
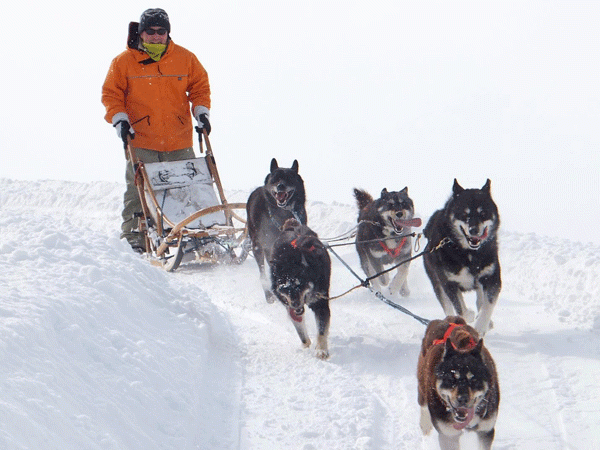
127 130 249 271
143 157 227 229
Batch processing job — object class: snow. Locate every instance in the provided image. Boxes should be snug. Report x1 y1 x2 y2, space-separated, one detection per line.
1 178 599 450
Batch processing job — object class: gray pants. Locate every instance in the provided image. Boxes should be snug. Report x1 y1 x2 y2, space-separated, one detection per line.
121 147 195 248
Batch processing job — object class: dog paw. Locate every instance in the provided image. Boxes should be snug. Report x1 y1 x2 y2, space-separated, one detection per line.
463 309 476 322
379 286 399 300
474 319 494 336
315 348 330 360
419 406 433 435
399 286 411 297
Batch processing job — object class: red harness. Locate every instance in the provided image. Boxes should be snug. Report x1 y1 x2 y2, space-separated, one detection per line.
379 236 407 258
432 322 477 350
290 238 316 252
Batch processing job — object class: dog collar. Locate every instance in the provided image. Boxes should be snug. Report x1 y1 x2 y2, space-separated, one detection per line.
379 236 407 258
432 322 477 350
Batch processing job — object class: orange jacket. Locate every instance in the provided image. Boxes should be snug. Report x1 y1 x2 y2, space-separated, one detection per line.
102 40 210 152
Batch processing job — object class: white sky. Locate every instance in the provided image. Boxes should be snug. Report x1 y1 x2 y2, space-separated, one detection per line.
2 1 599 244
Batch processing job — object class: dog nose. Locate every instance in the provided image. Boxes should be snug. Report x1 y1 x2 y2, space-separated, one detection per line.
277 183 286 191
456 392 470 407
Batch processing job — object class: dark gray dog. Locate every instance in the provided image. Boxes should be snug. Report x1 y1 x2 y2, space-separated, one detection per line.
270 219 331 359
247 159 307 302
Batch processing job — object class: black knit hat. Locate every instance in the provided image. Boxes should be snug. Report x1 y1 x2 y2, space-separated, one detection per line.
138 8 170 34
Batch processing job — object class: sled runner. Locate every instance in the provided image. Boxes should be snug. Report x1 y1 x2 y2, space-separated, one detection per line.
127 129 249 271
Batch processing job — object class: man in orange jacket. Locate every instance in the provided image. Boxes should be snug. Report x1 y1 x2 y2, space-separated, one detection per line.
102 8 211 251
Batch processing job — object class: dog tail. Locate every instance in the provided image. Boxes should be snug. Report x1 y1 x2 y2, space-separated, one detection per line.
281 218 301 231
452 328 480 351
353 188 373 211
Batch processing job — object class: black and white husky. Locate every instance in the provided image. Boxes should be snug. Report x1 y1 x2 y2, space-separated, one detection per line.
423 179 501 335
246 159 307 302
354 187 421 297
269 219 331 359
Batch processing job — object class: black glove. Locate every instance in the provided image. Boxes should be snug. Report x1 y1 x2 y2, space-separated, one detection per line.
114 120 135 148
112 113 135 148
196 113 211 135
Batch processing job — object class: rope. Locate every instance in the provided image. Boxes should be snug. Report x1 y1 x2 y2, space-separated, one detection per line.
327 284 364 301
319 225 358 243
329 232 419 249
325 236 452 326
364 237 450 284
326 244 431 325
319 219 390 244
319 219 387 244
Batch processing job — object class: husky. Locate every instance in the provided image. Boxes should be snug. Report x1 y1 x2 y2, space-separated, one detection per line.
423 179 501 335
417 316 500 450
269 219 331 359
246 159 307 302
354 187 421 297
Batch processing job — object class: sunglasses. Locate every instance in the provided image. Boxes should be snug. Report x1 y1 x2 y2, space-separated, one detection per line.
144 28 167 35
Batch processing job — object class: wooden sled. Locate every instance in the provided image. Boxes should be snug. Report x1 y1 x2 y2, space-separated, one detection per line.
126 129 249 271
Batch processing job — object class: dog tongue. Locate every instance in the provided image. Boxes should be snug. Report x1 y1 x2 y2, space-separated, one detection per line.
397 218 422 228
453 407 475 430
289 308 303 323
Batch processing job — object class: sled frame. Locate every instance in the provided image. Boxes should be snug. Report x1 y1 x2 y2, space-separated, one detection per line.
126 129 249 271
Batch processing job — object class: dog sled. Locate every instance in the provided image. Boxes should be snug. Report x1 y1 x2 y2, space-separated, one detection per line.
126 129 250 271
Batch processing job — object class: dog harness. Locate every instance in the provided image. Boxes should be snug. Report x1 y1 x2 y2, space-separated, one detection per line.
290 237 316 252
432 322 477 350
379 236 407 258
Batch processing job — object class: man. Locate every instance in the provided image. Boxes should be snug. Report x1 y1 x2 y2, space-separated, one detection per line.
102 8 211 251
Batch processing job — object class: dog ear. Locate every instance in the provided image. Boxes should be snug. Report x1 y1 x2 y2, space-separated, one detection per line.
452 179 464 195
354 188 373 211
400 187 408 195
474 338 484 354
443 338 457 358
291 160 299 173
482 179 491 193
270 158 279 173
381 188 388 196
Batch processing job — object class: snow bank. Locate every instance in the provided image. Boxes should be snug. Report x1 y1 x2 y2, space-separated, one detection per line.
0 180 240 449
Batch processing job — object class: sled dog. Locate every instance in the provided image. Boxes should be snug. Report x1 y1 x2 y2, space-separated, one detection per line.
423 179 501 335
270 219 331 359
354 187 421 297
417 316 500 450
246 159 307 302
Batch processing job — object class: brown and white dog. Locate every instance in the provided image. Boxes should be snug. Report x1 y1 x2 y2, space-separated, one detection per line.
417 316 500 450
